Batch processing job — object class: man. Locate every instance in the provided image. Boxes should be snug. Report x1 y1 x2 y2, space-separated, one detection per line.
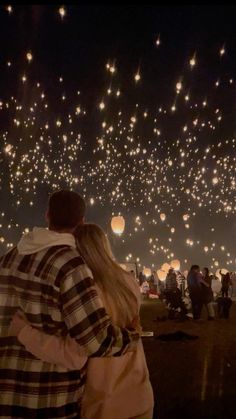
0 190 139 418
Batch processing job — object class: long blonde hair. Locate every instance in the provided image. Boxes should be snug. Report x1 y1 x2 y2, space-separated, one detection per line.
74 223 139 326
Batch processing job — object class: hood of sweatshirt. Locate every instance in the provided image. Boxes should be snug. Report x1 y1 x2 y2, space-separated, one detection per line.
17 227 76 255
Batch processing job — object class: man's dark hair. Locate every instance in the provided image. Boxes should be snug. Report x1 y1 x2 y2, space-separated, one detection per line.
48 190 86 230
190 265 200 271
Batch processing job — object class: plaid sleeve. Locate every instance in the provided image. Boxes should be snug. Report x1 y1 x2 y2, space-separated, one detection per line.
60 264 140 356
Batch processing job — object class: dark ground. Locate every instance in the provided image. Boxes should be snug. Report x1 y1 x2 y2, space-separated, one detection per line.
140 298 236 419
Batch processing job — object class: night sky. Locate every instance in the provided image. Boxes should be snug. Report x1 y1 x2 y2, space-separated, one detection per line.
0 5 235 275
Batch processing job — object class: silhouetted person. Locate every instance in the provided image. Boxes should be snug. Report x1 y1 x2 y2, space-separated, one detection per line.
220 271 231 297
187 265 203 320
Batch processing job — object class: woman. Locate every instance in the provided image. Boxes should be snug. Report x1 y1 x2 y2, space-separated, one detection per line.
9 224 154 419
201 267 215 320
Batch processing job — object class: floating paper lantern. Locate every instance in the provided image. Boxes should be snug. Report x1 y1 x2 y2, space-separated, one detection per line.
160 213 166 221
183 214 189 222
157 269 166 281
111 216 125 235
170 259 180 271
143 267 151 277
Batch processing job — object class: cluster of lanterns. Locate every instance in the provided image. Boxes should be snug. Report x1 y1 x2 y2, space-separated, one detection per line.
110 216 229 286
143 259 181 281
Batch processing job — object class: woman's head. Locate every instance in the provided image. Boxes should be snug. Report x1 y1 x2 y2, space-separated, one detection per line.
189 265 200 273
74 223 138 326
74 223 117 278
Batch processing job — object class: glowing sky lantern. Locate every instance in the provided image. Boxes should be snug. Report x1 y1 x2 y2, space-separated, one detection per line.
157 269 166 281
156 36 161 46
99 101 105 110
183 214 189 221
190 55 196 68
143 267 151 277
6 5 12 14
170 259 180 271
134 72 141 82
160 213 166 221
0 13 235 268
26 52 33 63
220 46 225 56
176 81 182 92
111 215 125 235
161 263 170 272
58 6 66 19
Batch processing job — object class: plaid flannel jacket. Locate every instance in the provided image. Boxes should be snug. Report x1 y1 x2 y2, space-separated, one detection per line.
0 245 138 418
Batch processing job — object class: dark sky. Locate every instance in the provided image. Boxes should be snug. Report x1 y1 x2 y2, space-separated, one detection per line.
0 5 235 273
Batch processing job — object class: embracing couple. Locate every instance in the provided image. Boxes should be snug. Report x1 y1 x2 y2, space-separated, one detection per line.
0 190 154 419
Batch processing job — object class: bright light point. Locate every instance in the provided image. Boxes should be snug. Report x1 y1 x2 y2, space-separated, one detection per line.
6 5 12 13
160 213 166 222
190 56 196 67
220 46 225 56
109 65 115 74
176 81 182 91
212 177 219 185
156 36 161 46
59 6 66 19
26 52 33 63
99 101 105 110
135 72 141 82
